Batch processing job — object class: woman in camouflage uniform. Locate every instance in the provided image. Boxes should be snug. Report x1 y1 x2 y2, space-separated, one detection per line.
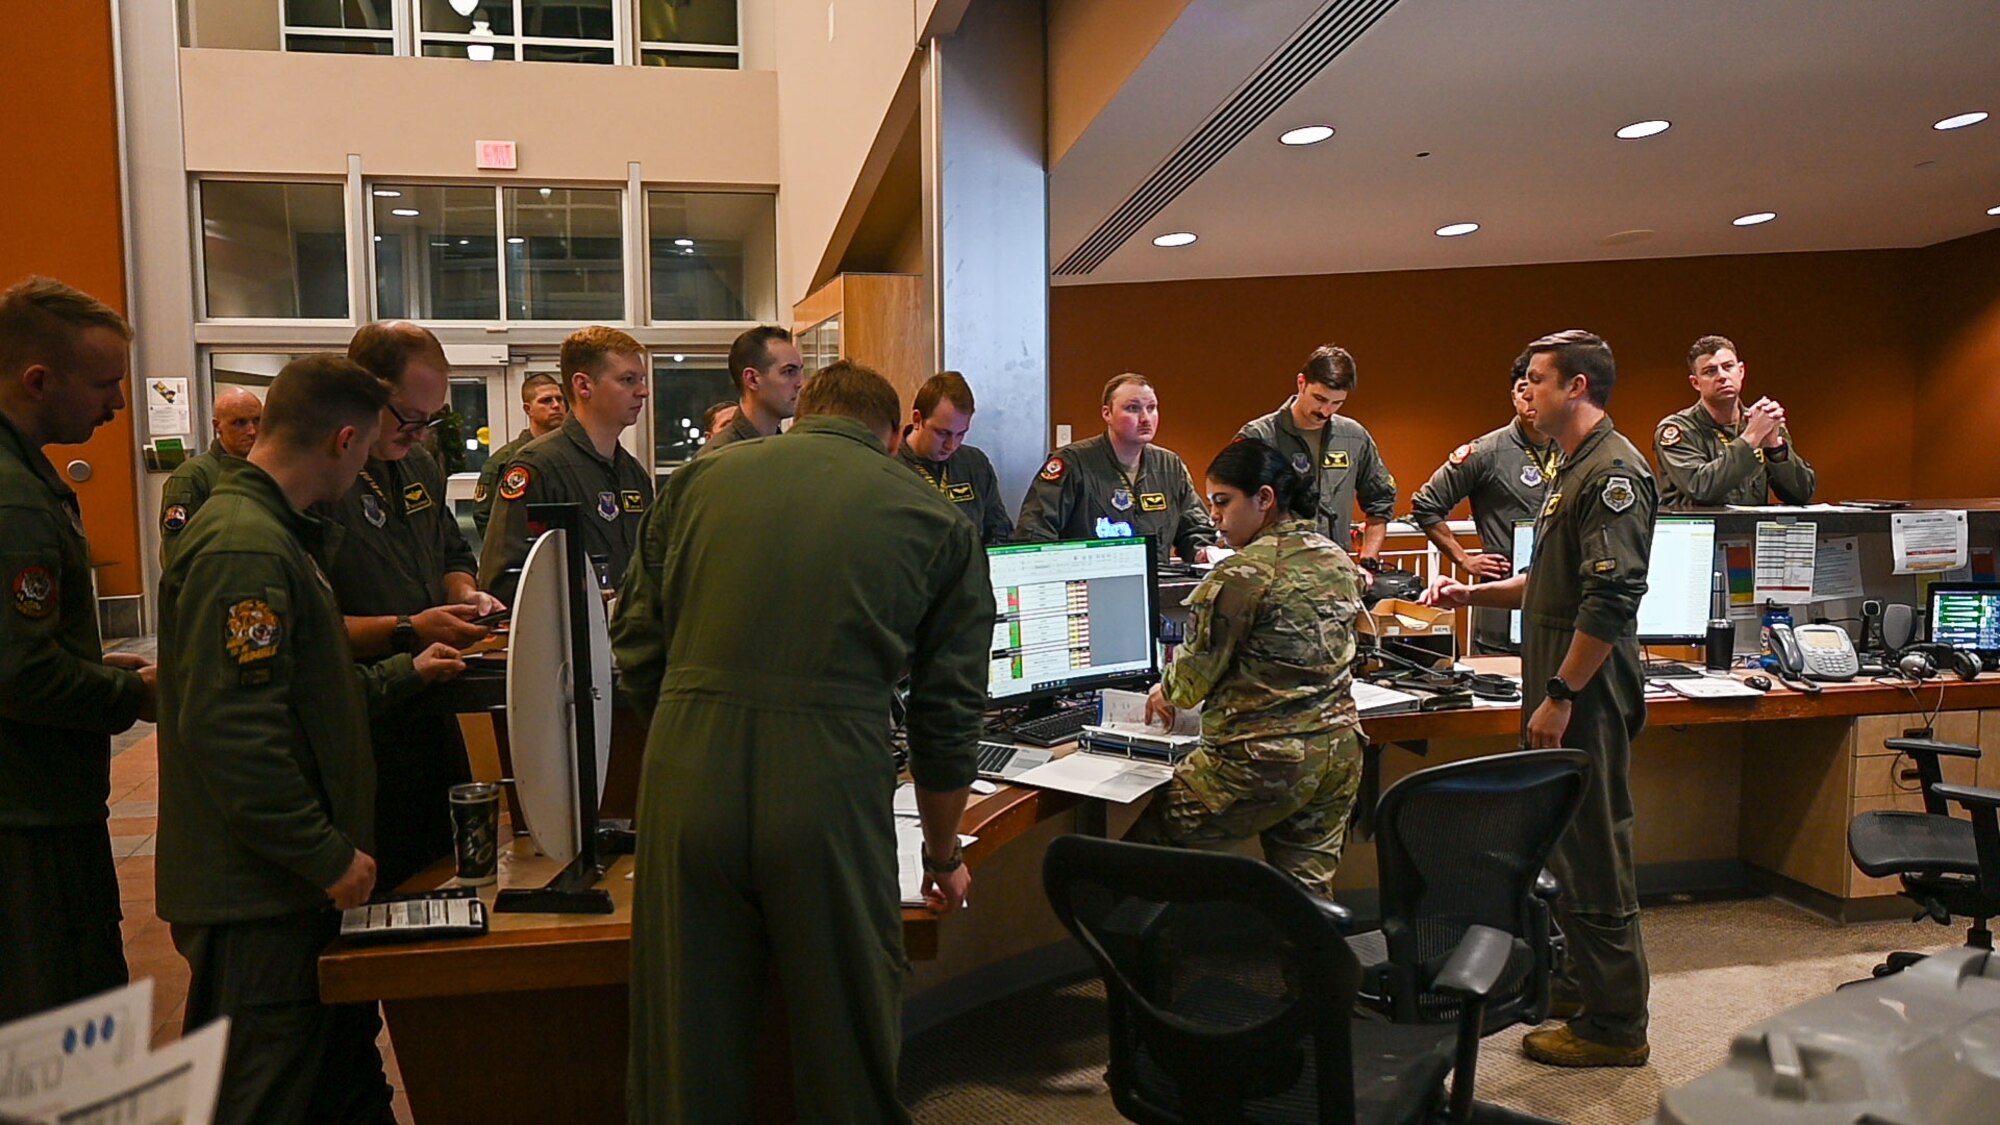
1132 439 1367 898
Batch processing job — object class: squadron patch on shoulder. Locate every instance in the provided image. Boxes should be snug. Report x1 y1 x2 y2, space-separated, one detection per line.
1602 476 1636 513
162 504 190 534
471 480 488 503
224 598 281 677
1449 443 1473 466
12 565 55 619
498 465 531 501
1658 423 1683 447
1039 457 1066 482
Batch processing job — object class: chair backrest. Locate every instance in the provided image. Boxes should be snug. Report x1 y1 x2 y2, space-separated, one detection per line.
1375 749 1590 1020
1044 835 1362 1125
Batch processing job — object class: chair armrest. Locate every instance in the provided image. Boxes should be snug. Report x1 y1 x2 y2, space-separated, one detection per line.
1932 783 2000 900
1885 738 1980 760
1933 782 2000 809
1314 897 1354 934
1890 739 1982 815
1534 869 1560 900
1432 924 1515 1002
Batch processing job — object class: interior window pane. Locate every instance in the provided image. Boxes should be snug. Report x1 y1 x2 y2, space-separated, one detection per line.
639 0 737 46
283 34 393 54
504 187 624 321
372 185 501 320
651 355 733 472
421 41 518 59
285 0 394 31
521 0 614 41
522 44 615 64
419 0 515 35
201 181 349 319
648 192 776 322
640 49 737 70
447 378 491 476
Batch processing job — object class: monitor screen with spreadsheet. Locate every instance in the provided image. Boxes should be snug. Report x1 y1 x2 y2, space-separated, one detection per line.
1509 517 1717 645
986 537 1159 702
1928 584 2000 652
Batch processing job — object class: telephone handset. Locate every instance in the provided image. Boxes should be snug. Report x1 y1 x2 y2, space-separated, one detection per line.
1769 622 1858 684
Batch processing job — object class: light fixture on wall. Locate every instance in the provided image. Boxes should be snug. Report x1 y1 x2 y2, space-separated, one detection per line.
468 19 496 62
1152 232 1197 247
449 0 481 15
1732 211 1777 226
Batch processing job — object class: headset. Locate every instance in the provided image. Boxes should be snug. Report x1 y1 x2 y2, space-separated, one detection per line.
1894 642 1982 683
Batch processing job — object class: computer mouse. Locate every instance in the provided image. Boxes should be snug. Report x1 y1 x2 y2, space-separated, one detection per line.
970 780 998 796
1744 674 1772 692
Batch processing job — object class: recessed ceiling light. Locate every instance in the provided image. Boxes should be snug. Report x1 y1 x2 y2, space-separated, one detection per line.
1988 205 2000 217
673 354 686 362
506 236 525 244
390 208 420 217
372 189 402 198
1152 232 1197 248
1279 125 1334 146
1435 222 1480 237
457 239 470 245
673 237 695 247
1615 119 1671 140
1934 111 1989 131
1732 211 1777 227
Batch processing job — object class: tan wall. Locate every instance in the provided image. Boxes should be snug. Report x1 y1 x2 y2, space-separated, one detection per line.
1912 228 2000 497
1047 0 1191 165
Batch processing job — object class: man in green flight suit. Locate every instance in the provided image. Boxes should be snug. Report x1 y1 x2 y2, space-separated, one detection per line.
613 360 990 1124
157 354 463 1124
1410 354 1557 652
159 385 260 563
472 371 566 540
0 277 156 1023
1654 334 1816 509
320 321 503 889
1425 330 1656 1069
478 326 653 600
701 324 804 456
897 370 1013 545
1236 344 1396 570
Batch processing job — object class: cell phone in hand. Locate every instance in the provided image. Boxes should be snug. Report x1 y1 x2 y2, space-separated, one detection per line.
470 608 511 627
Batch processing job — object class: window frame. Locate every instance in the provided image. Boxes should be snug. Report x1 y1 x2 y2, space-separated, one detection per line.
276 0 401 54
192 174 357 326
272 1 745 68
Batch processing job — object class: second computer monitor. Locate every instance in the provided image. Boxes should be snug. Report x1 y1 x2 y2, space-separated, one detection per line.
1509 517 1717 645
987 536 1159 703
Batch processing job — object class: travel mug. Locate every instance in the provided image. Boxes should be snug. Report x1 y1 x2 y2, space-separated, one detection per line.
1705 619 1735 672
448 782 503 886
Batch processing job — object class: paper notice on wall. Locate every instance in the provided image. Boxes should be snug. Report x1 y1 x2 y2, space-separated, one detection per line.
1721 538 1758 618
1812 536 1865 601
145 377 190 436
1891 510 1968 574
1753 521 1816 604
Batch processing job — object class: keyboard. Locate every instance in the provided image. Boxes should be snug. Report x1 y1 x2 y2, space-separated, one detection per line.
976 740 1054 779
1004 706 1096 747
1643 662 1703 680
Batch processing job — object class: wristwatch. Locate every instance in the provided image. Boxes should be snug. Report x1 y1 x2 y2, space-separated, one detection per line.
392 615 417 654
1358 557 1383 574
921 841 965 876
1545 676 1580 703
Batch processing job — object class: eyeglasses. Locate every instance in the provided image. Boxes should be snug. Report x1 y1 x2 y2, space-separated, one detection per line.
385 399 447 434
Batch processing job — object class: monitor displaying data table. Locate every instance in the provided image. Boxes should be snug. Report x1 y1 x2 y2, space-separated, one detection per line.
1510 517 1717 645
986 537 1158 703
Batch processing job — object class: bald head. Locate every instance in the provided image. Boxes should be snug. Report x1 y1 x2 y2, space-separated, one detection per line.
213 387 261 458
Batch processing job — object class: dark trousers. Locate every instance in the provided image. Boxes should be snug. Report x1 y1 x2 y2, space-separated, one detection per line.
0 824 128 1023
173 911 395 1125
371 710 471 891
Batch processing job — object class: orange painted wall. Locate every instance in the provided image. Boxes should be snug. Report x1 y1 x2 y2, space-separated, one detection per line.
0 5 141 597
1912 228 2000 497
1051 248 1926 521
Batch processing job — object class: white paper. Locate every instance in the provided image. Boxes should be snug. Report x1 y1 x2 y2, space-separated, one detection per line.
1009 752 1174 803
0 980 153 1117
1892 510 1969 574
1812 536 1865 601
1753 521 1816 604
36 1017 228 1125
1724 503 1867 512
143 378 190 437
1352 680 1424 717
1663 675 1766 699
896 824 977 907
1099 688 1200 737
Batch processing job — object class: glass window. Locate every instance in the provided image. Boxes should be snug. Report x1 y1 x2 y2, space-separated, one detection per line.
283 0 395 54
372 185 501 321
208 353 304 398
647 192 776 322
445 377 491 476
503 187 624 321
521 0 613 41
638 0 736 46
651 354 732 470
640 49 736 69
419 0 619 64
200 181 349 319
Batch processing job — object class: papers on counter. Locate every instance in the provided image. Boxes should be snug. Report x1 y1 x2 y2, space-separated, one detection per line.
1353 680 1424 717
1660 675 1765 700
1008 753 1174 804
895 819 977 907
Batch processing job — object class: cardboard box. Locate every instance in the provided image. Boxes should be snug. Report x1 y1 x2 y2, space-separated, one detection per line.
1360 598 1454 639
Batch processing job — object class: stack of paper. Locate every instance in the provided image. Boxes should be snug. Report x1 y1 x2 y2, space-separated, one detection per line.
1353 680 1424 717
0 980 229 1125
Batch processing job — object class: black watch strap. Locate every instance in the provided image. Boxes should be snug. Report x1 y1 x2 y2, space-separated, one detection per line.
1545 675 1579 702
392 615 417 653
921 841 964 876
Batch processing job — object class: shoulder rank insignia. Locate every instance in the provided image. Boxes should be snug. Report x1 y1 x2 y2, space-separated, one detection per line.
597 492 620 521
1039 457 1066 482
162 504 190 534
224 598 281 672
1602 476 1636 512
1324 450 1351 470
1593 559 1617 573
1449 443 1473 466
621 490 645 513
402 482 432 514
498 465 531 501
1658 422 1683 447
11 565 55 619
1139 492 1168 513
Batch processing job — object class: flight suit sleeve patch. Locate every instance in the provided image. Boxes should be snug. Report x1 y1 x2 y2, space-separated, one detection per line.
162 504 190 534
223 597 282 683
1139 492 1169 512
621 490 646 513
1601 476 1636 513
1039 457 1066 482
1658 423 1683 447
402 482 433 514
11 565 56 619
1448 443 1473 466
498 465 532 501
1593 559 1617 573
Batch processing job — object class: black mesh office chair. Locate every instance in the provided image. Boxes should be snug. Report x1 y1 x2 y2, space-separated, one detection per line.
1044 835 1553 1125
1345 750 1590 1032
1847 737 2000 976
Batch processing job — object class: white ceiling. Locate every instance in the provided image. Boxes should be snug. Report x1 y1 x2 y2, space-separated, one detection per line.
1049 0 2000 285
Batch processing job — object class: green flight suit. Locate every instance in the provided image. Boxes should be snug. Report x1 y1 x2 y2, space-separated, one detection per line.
314 446 479 890
157 458 422 1125
612 415 992 1124
471 429 533 539
1130 519 1367 898
0 411 146 1022
696 408 767 457
896 434 1012 546
477 416 653 600
159 439 233 565
1653 403 1816 509
1012 433 1215 565
1519 415 1657 1048
1409 419 1558 652
1238 400 1397 549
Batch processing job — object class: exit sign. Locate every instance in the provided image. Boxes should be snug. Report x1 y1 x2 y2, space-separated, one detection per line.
476 140 518 170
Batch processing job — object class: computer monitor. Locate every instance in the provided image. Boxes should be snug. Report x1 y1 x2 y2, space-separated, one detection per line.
1509 517 1717 645
986 536 1159 706
1928 583 2000 652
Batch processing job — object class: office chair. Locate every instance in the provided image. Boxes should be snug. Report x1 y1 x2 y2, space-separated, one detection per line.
1847 737 2000 977
1044 835 1554 1125
1346 750 1590 1032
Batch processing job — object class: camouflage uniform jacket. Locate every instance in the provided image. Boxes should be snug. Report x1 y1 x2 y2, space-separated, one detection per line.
1161 518 1365 755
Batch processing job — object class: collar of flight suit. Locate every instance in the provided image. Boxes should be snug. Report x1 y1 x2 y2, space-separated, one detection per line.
1684 400 1746 441
557 414 620 469
1509 417 1554 456
0 408 74 505
1559 415 1619 473
218 457 342 560
793 413 887 454
1272 395 1329 444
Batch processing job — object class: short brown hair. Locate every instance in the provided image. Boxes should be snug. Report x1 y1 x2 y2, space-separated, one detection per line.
727 325 793 394
1525 329 1617 408
560 326 644 403
1688 335 1737 372
263 354 390 447
1301 344 1356 390
914 371 976 418
0 276 131 379
348 321 447 386
797 360 900 437
520 371 561 402
1100 372 1152 407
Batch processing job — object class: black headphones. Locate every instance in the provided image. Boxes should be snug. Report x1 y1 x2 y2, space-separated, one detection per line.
1896 643 1981 683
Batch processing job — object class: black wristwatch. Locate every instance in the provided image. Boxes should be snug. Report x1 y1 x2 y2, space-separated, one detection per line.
392 615 417 654
1545 676 1580 703
1358 557 1383 574
921 841 965 876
